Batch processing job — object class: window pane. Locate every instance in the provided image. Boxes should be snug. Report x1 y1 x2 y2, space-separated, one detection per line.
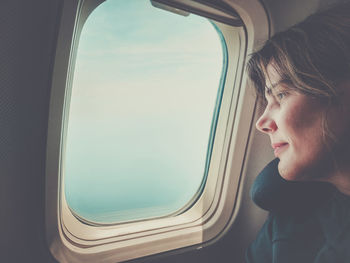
64 0 225 224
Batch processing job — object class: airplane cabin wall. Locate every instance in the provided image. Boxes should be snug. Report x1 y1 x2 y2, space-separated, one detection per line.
0 0 61 262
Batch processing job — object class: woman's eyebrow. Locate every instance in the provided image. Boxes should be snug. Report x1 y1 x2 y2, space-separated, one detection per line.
265 79 290 91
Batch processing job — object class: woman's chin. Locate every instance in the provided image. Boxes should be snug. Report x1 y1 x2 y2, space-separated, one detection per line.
278 158 329 182
278 161 306 181
279 171 300 181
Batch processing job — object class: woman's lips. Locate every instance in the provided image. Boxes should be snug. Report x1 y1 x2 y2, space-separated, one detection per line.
272 142 289 157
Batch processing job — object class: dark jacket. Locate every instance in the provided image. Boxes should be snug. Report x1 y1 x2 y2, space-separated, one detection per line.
246 159 350 263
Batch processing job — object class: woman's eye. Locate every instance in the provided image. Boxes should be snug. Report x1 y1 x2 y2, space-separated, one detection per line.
276 92 287 100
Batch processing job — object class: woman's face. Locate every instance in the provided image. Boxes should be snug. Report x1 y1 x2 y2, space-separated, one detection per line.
255 64 350 181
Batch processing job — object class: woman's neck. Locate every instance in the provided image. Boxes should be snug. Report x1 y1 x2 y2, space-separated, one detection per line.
326 168 350 196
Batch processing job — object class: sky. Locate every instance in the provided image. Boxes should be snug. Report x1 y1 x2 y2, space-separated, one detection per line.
64 0 224 223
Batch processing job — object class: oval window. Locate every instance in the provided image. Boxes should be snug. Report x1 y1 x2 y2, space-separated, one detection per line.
64 0 225 224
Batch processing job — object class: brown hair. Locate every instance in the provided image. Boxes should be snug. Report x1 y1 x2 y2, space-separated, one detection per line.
247 2 350 105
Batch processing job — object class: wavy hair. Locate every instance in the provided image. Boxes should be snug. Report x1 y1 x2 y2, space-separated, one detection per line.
248 3 350 102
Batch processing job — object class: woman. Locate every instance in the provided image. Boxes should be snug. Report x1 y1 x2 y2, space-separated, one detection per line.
246 2 350 262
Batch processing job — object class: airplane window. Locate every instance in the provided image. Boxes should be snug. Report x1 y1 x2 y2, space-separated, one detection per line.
64 0 225 224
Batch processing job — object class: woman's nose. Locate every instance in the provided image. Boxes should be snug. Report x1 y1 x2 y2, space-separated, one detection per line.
255 110 277 134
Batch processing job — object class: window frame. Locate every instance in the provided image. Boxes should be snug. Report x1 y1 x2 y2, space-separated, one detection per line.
45 0 269 262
